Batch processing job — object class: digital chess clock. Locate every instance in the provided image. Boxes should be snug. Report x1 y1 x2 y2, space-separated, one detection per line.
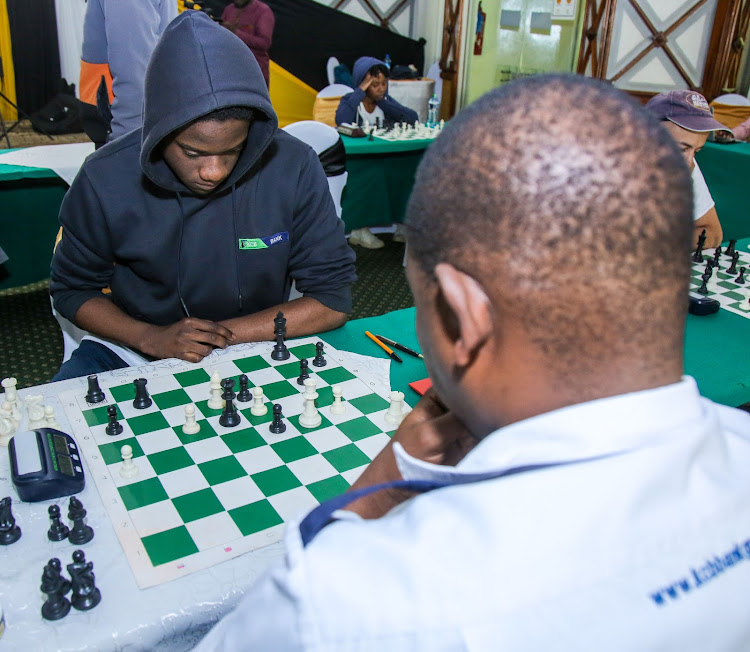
8 428 85 502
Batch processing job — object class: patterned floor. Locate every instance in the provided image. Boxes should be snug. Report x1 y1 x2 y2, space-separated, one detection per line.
0 235 413 389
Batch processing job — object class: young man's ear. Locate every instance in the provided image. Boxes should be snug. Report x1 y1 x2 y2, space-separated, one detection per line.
434 263 492 367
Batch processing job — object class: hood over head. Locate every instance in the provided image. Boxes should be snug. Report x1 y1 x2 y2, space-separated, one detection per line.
140 10 278 193
352 56 387 88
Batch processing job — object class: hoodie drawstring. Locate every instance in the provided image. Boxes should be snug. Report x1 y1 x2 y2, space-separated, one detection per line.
232 184 243 312
175 192 190 317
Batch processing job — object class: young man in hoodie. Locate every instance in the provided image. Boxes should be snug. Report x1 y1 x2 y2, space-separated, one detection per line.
50 11 356 381
336 56 418 249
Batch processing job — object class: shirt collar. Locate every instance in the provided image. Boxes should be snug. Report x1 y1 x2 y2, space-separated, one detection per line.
394 377 708 484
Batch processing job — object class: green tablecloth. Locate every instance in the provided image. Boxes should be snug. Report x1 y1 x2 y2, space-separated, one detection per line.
0 151 68 290
340 293 750 409
339 135 431 231
696 141 750 241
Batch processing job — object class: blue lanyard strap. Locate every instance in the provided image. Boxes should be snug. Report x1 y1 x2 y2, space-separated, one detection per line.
299 479 448 547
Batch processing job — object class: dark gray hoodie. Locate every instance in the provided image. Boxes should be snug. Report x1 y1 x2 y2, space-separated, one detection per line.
51 11 355 327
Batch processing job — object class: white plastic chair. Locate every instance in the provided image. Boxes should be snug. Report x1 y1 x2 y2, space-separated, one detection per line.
282 121 348 299
326 57 340 86
712 93 750 106
317 84 354 99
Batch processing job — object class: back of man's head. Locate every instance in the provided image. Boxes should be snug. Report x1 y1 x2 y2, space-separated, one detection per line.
407 74 693 401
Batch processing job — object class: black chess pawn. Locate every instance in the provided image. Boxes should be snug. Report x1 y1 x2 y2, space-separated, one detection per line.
271 311 290 361
713 246 722 269
105 404 123 436
697 270 711 295
269 403 286 434
47 504 69 542
237 374 252 402
725 239 737 259
368 128 374 141
67 550 101 611
68 496 94 545
736 267 746 285
0 496 21 545
297 359 310 385
132 378 152 409
85 374 105 404
219 378 241 427
41 558 71 621
312 342 327 367
727 251 740 276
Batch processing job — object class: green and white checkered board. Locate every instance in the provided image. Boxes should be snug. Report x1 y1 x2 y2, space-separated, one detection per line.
690 246 750 318
60 338 402 588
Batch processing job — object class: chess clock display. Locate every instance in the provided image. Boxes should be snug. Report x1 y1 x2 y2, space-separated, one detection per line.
8 428 85 502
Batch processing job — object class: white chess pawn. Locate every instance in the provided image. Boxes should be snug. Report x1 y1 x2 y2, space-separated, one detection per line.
1 377 22 411
119 444 139 478
250 386 268 416
299 378 322 429
44 405 60 429
384 390 405 426
329 385 346 415
25 394 45 426
739 287 750 312
207 371 224 410
182 404 201 435
0 411 15 446
1 400 18 428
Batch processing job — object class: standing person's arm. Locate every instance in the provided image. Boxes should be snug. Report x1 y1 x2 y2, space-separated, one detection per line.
102 0 164 139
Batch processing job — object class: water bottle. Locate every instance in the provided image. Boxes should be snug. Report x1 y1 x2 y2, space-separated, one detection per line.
427 94 440 127
384 54 391 70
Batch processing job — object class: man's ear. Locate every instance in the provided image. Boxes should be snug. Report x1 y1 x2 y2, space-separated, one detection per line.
434 263 493 367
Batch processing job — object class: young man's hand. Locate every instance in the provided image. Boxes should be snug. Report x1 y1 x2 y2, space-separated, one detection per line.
345 388 478 519
140 318 236 362
394 388 477 467
359 73 375 93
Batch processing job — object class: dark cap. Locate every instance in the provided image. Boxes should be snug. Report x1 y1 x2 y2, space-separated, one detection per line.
645 90 731 133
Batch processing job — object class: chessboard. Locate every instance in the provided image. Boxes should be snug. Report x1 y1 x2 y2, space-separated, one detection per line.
690 243 750 319
370 121 444 142
59 337 405 588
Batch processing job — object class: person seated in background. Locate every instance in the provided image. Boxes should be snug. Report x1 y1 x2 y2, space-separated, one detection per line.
645 90 732 249
336 57 419 249
195 74 750 650
50 11 355 381
714 115 750 143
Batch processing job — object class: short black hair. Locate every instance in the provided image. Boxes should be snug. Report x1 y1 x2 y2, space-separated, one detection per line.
406 74 693 382
368 64 389 79
197 106 255 123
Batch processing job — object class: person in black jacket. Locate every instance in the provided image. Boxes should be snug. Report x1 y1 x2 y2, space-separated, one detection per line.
50 11 356 381
336 57 417 249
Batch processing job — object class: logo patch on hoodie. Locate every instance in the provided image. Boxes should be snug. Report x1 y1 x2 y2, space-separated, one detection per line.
238 231 289 250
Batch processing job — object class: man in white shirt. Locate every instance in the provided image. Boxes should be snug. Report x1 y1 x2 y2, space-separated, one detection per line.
196 75 750 650
646 90 733 248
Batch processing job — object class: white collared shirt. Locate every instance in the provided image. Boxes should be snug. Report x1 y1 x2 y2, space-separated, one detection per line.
692 161 715 221
197 378 750 651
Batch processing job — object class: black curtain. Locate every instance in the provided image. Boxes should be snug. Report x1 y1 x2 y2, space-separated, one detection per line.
208 0 425 90
7 0 61 115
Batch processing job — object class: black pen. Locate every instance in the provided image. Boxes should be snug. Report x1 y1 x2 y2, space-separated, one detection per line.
374 335 424 359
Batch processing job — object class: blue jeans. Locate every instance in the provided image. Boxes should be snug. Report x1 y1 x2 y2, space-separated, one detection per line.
52 340 130 382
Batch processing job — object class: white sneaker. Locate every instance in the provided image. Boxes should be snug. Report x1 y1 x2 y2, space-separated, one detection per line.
393 224 406 243
348 228 385 249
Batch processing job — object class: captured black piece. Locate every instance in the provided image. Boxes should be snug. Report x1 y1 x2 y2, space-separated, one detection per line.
68 550 101 611
0 496 21 545
68 496 94 545
41 558 72 620
48 504 70 542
